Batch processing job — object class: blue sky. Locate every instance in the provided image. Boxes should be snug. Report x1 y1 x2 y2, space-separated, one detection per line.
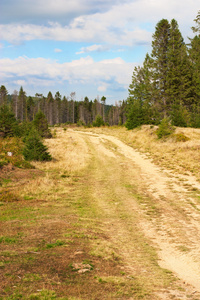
0 0 199 104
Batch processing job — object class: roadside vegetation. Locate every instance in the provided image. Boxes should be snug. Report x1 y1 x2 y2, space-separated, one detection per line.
79 124 200 181
1 126 200 299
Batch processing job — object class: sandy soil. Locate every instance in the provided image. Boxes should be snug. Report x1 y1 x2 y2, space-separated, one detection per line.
75 130 200 297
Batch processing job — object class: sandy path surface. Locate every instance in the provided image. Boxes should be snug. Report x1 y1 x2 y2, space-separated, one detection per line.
75 130 200 296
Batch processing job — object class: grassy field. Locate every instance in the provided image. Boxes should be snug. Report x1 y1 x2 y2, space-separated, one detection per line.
1 126 200 299
80 125 200 180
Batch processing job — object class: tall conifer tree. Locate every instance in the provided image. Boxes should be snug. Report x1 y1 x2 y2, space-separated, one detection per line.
151 19 170 118
189 11 200 104
18 86 26 122
167 19 194 125
126 53 153 129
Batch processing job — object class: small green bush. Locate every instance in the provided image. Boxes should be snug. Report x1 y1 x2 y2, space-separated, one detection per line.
0 137 33 169
172 133 190 142
93 115 105 127
33 110 52 138
0 105 19 138
77 120 86 127
0 190 20 202
156 118 175 139
23 129 52 162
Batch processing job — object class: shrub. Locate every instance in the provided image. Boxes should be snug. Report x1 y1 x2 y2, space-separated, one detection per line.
77 120 86 127
93 115 105 127
0 105 19 138
172 133 190 142
156 118 175 139
0 137 33 168
0 190 20 202
33 110 52 138
23 129 52 161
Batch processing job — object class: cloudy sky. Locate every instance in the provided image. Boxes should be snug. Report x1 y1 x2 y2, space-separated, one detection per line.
0 0 199 104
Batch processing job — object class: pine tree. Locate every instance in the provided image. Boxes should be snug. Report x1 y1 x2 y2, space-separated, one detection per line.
23 129 52 161
0 85 8 106
0 105 19 138
55 91 62 124
151 19 170 118
93 115 105 127
27 96 35 121
188 11 200 105
125 54 153 129
33 110 52 138
47 91 54 125
167 19 194 121
192 10 200 33
61 96 69 123
18 86 26 121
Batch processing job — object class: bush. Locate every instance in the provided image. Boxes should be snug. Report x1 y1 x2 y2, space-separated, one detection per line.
33 110 52 138
77 120 86 127
170 104 188 127
125 103 144 129
0 105 19 138
0 137 33 169
0 190 20 202
23 129 52 161
172 133 190 142
93 115 105 127
156 118 175 139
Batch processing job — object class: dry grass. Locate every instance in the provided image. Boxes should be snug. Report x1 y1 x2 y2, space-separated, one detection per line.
2 128 156 299
36 128 90 174
1 126 200 299
77 125 200 180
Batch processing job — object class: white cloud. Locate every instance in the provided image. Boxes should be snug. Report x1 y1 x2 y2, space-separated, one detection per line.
76 44 108 54
13 79 26 86
54 48 62 52
0 56 136 93
1 0 199 47
98 84 108 92
1 0 199 44
0 21 152 47
0 0 131 24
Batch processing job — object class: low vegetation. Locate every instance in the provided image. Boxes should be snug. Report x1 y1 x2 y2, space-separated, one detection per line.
0 107 52 169
1 125 200 299
77 125 200 181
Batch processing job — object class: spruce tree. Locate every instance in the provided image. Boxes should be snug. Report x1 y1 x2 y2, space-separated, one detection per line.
192 10 200 33
18 86 26 122
47 91 54 125
167 19 194 122
92 115 105 127
27 96 35 121
0 105 19 137
0 85 8 106
126 53 153 129
55 91 62 124
23 129 52 161
188 11 200 105
151 19 170 118
33 110 52 138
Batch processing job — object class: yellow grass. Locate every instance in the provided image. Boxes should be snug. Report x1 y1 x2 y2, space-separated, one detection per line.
2 125 200 299
76 125 200 180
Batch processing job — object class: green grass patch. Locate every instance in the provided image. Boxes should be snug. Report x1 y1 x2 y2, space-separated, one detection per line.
46 240 65 249
0 236 16 244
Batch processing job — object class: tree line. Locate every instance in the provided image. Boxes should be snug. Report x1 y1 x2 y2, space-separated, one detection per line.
126 11 200 129
0 86 127 127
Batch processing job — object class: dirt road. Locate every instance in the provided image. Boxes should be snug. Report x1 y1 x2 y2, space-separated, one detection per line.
73 129 200 298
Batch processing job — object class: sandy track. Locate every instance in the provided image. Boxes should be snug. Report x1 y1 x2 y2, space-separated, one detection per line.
75 130 200 295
